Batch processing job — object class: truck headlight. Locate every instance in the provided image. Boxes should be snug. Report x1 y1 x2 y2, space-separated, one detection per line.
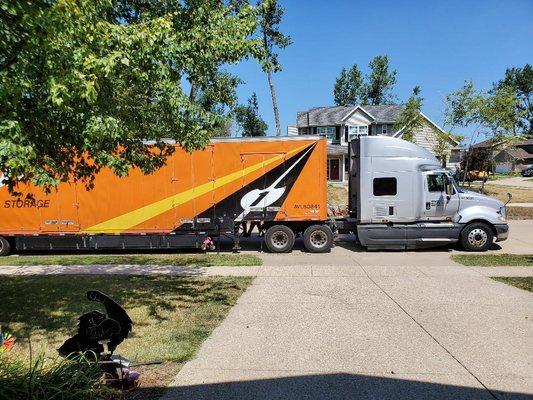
497 207 506 222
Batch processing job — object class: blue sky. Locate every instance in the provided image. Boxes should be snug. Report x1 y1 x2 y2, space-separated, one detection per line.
229 0 533 142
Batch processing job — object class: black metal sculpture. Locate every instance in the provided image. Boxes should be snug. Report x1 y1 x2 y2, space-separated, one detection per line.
58 290 139 391
58 290 132 358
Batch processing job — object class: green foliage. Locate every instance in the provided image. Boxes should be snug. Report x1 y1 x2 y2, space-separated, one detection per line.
257 0 291 74
235 93 268 137
0 350 114 400
196 70 241 137
393 86 424 142
484 84 523 138
0 0 264 192
445 80 523 139
495 64 533 137
257 0 291 136
333 56 397 106
333 64 363 106
362 55 397 105
433 129 464 167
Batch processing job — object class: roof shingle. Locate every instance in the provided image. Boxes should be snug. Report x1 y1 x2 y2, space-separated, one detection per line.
296 104 403 127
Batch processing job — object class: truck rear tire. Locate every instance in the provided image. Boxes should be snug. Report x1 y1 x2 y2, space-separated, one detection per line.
303 225 333 253
460 222 494 252
264 225 295 253
0 237 12 256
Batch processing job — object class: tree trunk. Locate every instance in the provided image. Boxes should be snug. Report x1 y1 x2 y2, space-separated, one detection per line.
267 69 281 136
462 149 472 187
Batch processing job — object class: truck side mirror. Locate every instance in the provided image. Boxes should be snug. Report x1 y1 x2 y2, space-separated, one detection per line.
445 182 453 195
445 177 454 195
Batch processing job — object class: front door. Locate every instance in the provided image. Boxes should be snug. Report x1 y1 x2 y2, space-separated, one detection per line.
327 158 340 181
423 172 460 220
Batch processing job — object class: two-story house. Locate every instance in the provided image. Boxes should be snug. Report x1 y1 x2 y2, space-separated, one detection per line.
294 104 462 183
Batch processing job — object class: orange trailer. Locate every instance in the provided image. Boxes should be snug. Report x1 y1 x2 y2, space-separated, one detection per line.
0 136 332 254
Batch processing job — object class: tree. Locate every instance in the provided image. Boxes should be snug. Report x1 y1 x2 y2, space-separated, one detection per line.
0 0 264 192
363 55 397 105
460 147 492 173
445 80 523 186
258 0 291 136
333 64 363 106
235 93 268 137
495 64 533 137
393 86 424 142
196 70 242 137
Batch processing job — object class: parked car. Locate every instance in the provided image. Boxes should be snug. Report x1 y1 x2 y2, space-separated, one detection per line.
521 165 533 177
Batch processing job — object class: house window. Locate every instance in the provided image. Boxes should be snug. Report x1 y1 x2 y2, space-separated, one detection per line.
347 125 369 141
317 126 336 140
373 177 397 196
382 125 388 135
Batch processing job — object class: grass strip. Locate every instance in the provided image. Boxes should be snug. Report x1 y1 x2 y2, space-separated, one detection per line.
0 274 252 398
507 206 533 220
491 277 533 293
451 254 533 267
0 253 262 267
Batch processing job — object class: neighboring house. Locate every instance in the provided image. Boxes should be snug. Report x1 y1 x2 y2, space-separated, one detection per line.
472 138 533 173
296 104 461 183
516 139 533 163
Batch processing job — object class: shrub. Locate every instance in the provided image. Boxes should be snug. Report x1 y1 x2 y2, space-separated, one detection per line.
0 350 116 400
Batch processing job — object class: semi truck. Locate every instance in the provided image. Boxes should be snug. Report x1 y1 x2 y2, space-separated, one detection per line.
0 135 508 256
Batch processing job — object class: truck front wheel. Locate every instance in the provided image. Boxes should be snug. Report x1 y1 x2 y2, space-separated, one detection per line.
0 236 12 256
264 225 295 253
303 225 333 253
460 222 494 252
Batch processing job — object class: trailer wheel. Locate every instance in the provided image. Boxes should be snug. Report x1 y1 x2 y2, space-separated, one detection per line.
264 225 295 253
460 222 494 252
303 225 333 253
0 236 12 256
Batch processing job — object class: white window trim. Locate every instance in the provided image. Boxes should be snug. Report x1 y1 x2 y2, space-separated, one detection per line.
317 126 336 141
382 125 388 135
347 125 369 141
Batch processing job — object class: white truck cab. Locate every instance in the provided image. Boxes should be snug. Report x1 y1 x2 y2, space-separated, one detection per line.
346 136 508 251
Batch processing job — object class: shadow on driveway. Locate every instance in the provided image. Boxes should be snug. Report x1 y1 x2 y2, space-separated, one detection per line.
140 372 530 400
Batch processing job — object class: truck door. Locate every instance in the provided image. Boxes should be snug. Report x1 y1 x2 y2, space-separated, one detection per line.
423 172 459 220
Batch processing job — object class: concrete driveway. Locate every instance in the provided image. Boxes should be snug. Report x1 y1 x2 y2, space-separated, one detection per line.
162 221 533 400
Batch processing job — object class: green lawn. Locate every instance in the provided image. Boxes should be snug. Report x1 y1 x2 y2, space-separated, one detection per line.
451 254 533 266
0 274 252 398
0 253 261 267
492 277 533 293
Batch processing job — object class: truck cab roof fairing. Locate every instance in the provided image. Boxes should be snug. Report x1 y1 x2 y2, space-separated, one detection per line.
359 136 440 165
